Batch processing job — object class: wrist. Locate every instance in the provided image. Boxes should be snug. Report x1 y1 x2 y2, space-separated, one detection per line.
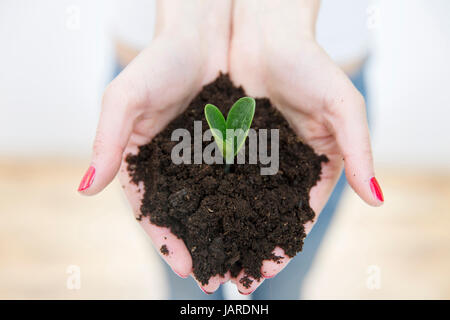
154 0 231 80
233 0 318 41
264 0 318 39
155 0 231 41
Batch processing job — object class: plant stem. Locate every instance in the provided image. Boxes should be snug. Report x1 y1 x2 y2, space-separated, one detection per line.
224 163 231 174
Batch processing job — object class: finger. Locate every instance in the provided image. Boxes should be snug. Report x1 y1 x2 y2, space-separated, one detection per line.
235 269 264 295
325 87 384 206
192 273 221 294
261 246 290 279
77 76 139 195
260 158 344 276
219 271 231 284
119 165 193 278
142 219 193 278
78 38 184 196
304 153 344 233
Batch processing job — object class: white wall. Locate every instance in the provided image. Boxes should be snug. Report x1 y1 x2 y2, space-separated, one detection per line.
0 0 449 168
0 0 113 157
369 0 450 168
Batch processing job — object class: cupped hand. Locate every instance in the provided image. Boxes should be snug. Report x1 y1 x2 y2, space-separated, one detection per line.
78 0 231 293
227 0 384 294
79 0 385 296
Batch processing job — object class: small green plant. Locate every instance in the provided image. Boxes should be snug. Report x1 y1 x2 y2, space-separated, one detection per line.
204 97 256 166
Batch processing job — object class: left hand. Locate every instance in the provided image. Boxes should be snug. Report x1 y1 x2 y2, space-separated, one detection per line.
227 0 384 294
78 0 233 294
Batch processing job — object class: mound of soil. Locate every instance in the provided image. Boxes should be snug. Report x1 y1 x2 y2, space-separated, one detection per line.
126 74 327 287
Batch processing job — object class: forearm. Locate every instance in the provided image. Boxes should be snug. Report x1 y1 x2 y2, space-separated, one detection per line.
155 0 232 39
114 0 232 67
154 0 232 75
233 0 320 40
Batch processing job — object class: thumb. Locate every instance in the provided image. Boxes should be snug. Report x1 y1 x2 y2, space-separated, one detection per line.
326 86 384 206
78 79 136 195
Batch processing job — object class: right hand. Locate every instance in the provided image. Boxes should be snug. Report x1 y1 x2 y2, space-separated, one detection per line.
228 0 383 294
78 0 232 294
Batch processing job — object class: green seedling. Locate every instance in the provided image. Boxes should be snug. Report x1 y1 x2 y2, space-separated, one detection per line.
204 97 256 166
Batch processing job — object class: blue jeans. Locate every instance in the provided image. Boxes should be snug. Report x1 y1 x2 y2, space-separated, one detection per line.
113 62 368 299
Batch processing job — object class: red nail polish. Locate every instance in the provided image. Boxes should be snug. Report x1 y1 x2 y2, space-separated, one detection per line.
370 177 384 202
78 166 95 191
175 271 188 279
238 290 252 296
201 287 213 295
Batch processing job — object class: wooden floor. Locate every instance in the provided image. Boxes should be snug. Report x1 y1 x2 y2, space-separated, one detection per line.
304 167 450 299
0 158 449 299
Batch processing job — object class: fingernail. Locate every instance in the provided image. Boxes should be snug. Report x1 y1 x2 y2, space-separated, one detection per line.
201 287 213 295
238 290 252 296
174 271 188 279
370 177 384 202
78 166 95 191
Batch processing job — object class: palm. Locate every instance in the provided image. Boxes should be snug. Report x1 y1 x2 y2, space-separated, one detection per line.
86 13 375 294
228 36 365 287
116 35 228 291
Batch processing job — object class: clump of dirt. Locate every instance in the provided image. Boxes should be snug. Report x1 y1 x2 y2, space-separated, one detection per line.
126 74 327 287
160 245 169 256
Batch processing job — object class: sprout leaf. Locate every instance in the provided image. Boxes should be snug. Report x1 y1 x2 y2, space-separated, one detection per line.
204 97 255 164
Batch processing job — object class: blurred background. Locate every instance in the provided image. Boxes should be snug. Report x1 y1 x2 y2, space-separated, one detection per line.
1 0 449 299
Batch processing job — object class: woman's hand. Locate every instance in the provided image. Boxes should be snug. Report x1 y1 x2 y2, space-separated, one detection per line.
228 0 384 294
78 0 232 293
79 0 384 296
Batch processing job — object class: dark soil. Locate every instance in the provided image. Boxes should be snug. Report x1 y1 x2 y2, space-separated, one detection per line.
126 74 327 287
160 244 169 256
